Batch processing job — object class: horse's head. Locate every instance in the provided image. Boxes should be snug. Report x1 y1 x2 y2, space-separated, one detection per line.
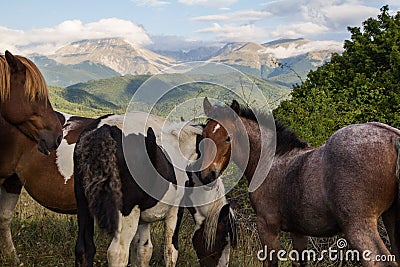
199 97 243 184
1 51 62 155
192 203 237 266
158 122 203 173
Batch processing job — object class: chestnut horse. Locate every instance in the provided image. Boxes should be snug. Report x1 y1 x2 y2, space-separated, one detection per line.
200 98 400 267
1 111 235 266
0 112 92 264
0 51 62 263
0 51 62 158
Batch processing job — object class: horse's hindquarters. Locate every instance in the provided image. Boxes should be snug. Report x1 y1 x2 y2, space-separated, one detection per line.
324 124 399 220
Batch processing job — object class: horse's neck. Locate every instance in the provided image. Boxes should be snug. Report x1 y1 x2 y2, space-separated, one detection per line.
192 190 227 228
234 118 263 184
159 132 198 186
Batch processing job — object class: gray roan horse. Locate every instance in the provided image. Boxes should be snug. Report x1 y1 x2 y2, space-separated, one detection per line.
199 98 400 267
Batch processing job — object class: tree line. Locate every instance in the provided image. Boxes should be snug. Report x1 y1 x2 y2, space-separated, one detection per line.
274 5 400 146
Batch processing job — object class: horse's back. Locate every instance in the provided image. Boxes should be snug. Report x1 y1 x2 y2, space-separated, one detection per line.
324 123 399 174
277 122 400 235
323 123 399 218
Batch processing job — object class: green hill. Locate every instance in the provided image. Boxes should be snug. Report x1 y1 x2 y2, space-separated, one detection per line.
32 56 120 87
67 75 151 107
67 74 290 112
49 86 121 117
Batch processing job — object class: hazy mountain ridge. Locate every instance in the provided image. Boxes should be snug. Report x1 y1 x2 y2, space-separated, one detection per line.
208 38 342 83
209 42 278 69
49 38 175 75
153 46 221 62
32 37 342 87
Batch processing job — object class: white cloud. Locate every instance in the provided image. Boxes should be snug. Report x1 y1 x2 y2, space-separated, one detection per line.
179 0 237 8
386 0 400 9
192 10 270 22
131 0 170 7
264 40 343 58
196 23 267 43
264 0 380 30
259 0 383 41
0 18 152 55
262 0 303 17
321 4 379 28
271 22 330 39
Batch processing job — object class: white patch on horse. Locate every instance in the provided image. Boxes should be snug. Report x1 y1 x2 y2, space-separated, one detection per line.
217 242 230 267
59 111 71 122
213 123 221 133
193 213 206 231
0 187 20 263
97 115 124 130
140 201 171 223
140 183 179 223
56 115 76 184
56 139 75 184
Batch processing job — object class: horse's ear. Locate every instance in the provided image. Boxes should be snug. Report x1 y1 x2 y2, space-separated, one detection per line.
146 127 156 144
5 51 25 73
203 97 213 117
55 111 66 126
230 100 241 115
145 127 157 157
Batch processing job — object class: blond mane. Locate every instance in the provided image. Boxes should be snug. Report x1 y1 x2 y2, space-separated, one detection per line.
0 54 48 102
201 181 228 252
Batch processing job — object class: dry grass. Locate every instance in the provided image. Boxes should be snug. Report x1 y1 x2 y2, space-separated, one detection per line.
3 184 390 266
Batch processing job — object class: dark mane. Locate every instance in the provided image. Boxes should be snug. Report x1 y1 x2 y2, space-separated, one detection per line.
235 104 309 156
274 121 309 155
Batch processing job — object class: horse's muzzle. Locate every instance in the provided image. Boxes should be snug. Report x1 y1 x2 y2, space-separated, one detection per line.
38 131 62 155
199 169 219 185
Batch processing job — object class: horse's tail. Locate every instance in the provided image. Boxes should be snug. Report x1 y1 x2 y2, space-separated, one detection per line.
75 125 122 234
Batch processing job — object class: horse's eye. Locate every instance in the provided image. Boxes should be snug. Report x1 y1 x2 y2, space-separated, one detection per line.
226 135 232 143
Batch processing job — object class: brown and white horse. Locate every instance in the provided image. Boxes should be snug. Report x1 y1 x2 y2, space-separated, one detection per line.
200 98 400 267
74 113 237 267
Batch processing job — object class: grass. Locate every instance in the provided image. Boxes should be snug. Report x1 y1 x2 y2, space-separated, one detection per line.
5 189 265 267
0 107 382 267
2 183 376 267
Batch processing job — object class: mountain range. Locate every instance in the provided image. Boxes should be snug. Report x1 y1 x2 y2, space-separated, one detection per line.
30 37 342 88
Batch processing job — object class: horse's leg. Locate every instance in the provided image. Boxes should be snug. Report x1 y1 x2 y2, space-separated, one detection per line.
382 207 400 262
344 220 397 267
0 175 22 265
75 181 96 267
130 230 140 266
131 223 153 267
164 206 179 267
107 207 140 267
256 214 280 267
291 233 308 267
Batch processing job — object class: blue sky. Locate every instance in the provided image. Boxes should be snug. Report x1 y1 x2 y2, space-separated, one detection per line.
0 1 399 55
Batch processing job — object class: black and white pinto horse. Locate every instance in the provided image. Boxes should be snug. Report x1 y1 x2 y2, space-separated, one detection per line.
74 112 236 267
